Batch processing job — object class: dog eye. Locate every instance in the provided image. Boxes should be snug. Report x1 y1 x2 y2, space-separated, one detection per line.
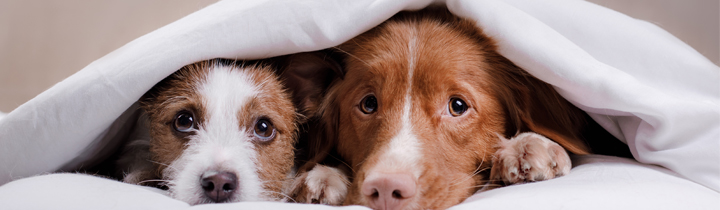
173 111 195 132
449 98 468 116
254 119 276 141
360 95 378 114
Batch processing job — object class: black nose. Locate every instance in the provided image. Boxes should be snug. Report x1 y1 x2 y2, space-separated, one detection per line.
200 171 238 203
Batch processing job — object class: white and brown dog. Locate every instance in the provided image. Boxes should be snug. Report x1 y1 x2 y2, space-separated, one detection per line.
117 59 302 204
290 7 592 210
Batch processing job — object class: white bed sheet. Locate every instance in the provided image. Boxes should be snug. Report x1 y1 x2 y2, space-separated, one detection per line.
0 155 716 209
0 0 719 208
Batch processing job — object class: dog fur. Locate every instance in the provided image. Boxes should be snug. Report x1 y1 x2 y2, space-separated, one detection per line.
118 59 298 204
288 7 591 210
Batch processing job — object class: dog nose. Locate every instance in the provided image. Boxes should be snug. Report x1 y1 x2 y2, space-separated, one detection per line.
201 171 238 203
361 173 417 210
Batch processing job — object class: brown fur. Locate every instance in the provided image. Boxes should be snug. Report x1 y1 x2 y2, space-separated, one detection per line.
244 66 298 196
141 61 210 176
301 7 590 209
139 60 298 199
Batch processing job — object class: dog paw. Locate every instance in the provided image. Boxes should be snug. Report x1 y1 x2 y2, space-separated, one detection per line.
490 132 571 184
288 164 349 205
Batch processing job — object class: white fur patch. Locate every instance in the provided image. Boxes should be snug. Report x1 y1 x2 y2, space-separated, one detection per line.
164 64 267 204
369 31 422 178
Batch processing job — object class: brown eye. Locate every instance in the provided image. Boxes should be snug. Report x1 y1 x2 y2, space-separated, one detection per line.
360 95 378 114
449 98 468 117
254 119 276 141
173 111 195 132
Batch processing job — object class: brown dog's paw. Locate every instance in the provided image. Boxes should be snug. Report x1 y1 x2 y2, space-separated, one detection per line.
288 164 349 205
490 132 571 184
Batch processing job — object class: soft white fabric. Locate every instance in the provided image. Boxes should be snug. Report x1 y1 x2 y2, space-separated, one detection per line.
0 173 365 210
459 155 720 209
448 0 720 191
0 0 718 207
0 155 716 209
0 0 434 183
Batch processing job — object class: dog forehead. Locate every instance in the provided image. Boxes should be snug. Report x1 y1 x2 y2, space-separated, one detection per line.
345 20 487 105
197 64 258 104
351 20 484 80
194 63 296 139
194 64 260 133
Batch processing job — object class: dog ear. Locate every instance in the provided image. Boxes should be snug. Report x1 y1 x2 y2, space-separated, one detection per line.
493 60 591 155
277 51 344 119
275 51 344 173
516 85 591 155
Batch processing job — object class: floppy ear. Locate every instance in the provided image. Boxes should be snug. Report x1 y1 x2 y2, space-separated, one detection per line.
517 83 591 155
276 51 344 171
278 51 344 119
492 60 591 155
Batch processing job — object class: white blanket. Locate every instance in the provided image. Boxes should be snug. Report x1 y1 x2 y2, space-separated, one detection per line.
0 155 716 209
0 0 718 208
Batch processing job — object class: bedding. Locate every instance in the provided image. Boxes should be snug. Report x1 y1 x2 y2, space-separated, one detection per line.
0 155 716 209
0 0 718 208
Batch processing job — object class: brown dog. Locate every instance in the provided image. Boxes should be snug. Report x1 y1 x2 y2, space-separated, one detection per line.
287 7 591 209
117 59 304 204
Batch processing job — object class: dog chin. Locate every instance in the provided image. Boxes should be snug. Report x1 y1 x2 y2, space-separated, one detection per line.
164 140 266 205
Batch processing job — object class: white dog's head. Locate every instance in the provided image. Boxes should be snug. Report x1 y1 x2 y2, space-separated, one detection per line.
140 60 297 204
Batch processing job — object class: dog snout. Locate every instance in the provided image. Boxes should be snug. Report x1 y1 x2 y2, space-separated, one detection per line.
361 173 417 210
200 171 238 203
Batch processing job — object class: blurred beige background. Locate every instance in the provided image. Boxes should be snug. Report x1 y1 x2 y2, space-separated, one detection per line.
1 0 718 113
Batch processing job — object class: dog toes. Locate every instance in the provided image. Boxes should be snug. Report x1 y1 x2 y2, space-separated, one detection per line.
288 164 349 205
491 132 571 185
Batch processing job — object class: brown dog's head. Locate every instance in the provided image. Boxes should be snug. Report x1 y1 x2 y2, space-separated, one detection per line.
139 60 298 204
292 7 590 210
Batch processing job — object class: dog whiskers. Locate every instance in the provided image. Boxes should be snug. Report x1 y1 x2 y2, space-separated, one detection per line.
464 183 503 193
331 46 371 68
261 190 296 202
259 179 293 184
148 160 177 171
354 156 371 171
328 153 355 174
449 157 489 187
137 179 169 185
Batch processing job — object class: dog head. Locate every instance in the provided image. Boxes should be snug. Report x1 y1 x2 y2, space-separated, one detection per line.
140 60 297 204
296 7 589 210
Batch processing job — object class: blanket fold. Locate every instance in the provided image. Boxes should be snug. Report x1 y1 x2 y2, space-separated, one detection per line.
1 0 718 196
